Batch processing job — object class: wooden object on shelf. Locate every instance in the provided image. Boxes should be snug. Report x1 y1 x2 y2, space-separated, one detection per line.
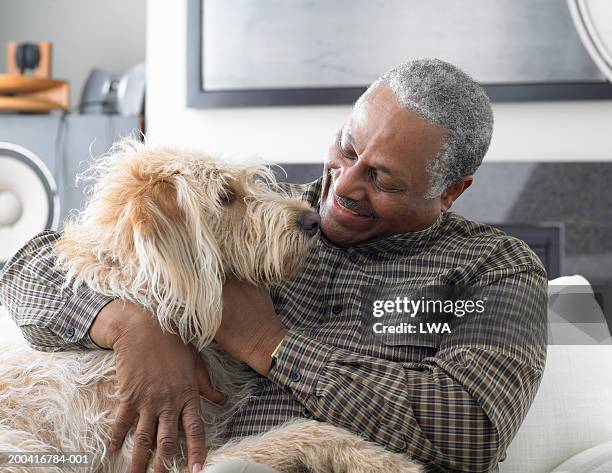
7 41 52 78
0 74 69 112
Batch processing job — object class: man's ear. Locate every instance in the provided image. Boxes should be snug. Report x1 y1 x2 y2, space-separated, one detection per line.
440 176 473 212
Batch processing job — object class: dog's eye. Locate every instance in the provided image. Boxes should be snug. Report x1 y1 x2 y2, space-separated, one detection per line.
219 187 235 205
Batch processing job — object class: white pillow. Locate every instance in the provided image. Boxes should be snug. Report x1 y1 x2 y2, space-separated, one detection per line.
551 441 612 473
548 275 611 345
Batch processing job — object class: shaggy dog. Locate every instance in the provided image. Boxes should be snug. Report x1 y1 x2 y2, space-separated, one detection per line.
0 141 421 473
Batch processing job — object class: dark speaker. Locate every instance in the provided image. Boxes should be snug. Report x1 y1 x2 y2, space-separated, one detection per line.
15 43 41 73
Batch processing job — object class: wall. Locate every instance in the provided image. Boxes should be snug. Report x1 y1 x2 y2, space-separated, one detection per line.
0 0 146 106
146 0 612 163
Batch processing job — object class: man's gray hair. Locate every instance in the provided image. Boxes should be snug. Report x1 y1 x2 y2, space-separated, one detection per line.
357 58 494 198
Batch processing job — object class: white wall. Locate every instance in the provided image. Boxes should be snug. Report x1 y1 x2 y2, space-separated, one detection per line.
146 0 612 163
0 0 146 106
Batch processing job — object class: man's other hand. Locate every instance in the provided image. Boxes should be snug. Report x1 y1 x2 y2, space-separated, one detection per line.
216 277 288 376
90 300 224 473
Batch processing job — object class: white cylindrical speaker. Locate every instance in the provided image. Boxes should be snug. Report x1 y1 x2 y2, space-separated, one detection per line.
0 142 60 267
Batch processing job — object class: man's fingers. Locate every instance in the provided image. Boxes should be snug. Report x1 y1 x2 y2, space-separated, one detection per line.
153 410 179 473
130 414 157 473
109 404 136 453
182 399 207 473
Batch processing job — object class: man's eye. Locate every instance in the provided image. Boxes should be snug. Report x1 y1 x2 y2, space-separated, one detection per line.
375 180 393 192
338 137 357 160
370 170 400 193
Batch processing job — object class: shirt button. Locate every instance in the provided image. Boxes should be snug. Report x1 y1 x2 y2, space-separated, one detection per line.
332 304 343 315
290 371 302 382
66 327 75 338
348 251 359 263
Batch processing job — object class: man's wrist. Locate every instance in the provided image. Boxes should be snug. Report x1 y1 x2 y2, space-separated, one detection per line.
248 327 288 377
88 299 130 349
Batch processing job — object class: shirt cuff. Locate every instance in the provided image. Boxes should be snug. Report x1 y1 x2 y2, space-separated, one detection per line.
267 330 335 402
47 287 116 349
82 298 116 349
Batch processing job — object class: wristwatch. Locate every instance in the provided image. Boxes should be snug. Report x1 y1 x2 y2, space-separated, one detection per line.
270 337 285 369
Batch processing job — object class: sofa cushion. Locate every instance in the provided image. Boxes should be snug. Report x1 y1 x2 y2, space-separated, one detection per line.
499 345 612 472
551 440 612 473
500 275 612 473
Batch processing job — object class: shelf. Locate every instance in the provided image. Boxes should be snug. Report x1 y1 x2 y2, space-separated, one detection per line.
0 74 69 112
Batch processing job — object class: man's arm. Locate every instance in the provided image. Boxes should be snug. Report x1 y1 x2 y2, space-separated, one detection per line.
0 230 114 351
220 266 547 473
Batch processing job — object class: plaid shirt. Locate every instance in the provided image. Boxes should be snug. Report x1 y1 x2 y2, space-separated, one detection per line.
0 178 548 473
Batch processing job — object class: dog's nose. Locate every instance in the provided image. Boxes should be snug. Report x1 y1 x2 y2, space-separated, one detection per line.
298 211 321 237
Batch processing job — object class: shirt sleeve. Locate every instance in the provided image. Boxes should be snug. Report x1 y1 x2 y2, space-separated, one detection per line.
0 230 115 351
268 264 548 473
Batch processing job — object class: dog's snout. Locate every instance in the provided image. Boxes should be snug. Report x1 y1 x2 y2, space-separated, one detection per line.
298 211 321 237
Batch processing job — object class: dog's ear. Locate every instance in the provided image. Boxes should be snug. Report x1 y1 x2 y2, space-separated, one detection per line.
57 144 224 349
128 172 225 349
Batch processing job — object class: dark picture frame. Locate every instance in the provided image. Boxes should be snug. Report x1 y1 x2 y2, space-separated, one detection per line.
187 0 612 108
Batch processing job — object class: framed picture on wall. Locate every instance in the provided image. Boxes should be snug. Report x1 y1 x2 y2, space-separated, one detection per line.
187 0 612 108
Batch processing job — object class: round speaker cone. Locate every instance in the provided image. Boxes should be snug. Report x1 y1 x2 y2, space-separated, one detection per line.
0 191 23 226
0 142 59 267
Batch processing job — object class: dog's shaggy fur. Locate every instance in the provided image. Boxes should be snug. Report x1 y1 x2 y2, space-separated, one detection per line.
0 141 421 473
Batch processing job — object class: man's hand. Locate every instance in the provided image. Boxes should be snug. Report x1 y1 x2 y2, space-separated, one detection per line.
90 300 224 473
216 277 288 376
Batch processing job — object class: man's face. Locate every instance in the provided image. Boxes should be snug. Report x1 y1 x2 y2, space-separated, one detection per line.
319 85 448 246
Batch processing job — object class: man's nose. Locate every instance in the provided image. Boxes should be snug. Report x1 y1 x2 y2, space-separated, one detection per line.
333 161 366 200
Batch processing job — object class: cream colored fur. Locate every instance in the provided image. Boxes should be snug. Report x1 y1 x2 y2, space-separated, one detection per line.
0 140 421 473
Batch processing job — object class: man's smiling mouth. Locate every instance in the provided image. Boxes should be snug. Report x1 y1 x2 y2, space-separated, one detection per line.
333 194 375 219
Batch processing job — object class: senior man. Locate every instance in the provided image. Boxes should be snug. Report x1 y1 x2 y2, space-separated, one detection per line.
0 59 547 473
